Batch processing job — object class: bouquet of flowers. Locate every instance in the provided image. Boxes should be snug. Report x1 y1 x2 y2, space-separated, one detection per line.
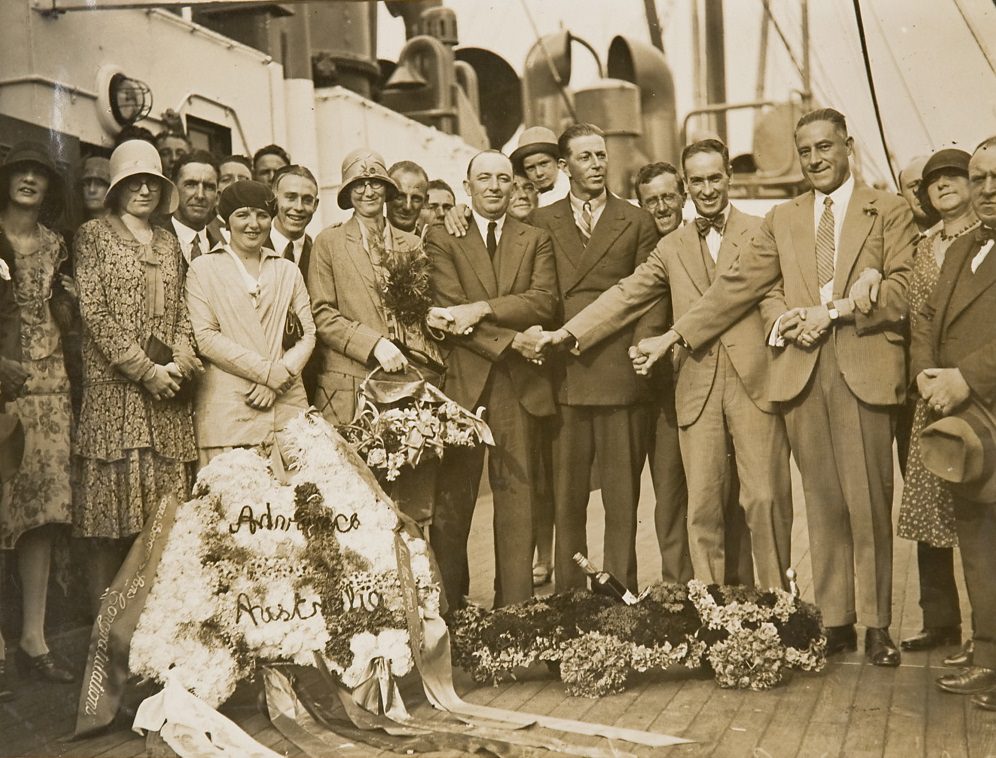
340 373 492 482
449 580 826 697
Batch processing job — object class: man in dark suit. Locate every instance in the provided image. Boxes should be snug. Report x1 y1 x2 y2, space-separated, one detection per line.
631 108 918 666
917 136 996 705
266 165 319 281
425 150 558 610
544 141 793 590
525 123 660 593
156 151 224 271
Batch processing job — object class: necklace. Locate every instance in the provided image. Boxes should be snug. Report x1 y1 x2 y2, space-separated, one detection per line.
939 219 979 242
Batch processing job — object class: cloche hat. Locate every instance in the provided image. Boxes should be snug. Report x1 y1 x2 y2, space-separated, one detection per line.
0 141 66 222
217 180 276 224
105 139 178 215
337 149 398 210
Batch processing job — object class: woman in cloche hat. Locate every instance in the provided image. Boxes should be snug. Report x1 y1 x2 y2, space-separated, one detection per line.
184 181 315 469
0 141 77 696
897 147 980 661
72 140 201 612
309 148 442 426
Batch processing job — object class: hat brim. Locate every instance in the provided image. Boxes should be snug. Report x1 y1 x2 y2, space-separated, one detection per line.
510 142 559 171
105 168 179 216
0 161 66 217
337 176 399 210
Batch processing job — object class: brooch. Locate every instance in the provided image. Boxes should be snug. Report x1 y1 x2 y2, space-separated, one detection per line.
862 206 878 217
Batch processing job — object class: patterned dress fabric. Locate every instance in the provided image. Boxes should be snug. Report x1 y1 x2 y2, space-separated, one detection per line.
897 223 979 548
73 217 197 539
1 223 72 550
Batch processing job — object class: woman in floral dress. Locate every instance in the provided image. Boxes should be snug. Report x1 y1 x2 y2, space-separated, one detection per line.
0 142 76 690
74 140 201 610
898 149 980 655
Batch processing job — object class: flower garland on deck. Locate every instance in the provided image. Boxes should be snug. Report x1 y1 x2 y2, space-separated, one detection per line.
130 413 441 707
449 580 825 698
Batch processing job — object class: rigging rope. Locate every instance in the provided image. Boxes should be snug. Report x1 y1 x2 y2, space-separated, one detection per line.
851 0 899 188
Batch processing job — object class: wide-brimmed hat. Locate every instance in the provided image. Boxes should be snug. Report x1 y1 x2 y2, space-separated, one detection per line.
337 149 398 210
0 412 24 484
80 156 111 185
510 126 559 172
105 139 178 215
0 141 66 221
920 399 996 504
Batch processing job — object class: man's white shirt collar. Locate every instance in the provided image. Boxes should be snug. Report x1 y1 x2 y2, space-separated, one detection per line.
171 216 208 263
471 209 505 246
269 223 305 262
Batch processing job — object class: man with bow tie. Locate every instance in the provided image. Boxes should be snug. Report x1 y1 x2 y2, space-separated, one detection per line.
539 139 793 591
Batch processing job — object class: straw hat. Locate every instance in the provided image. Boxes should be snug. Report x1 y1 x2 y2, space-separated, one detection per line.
510 126 560 172
337 149 398 210
105 139 178 215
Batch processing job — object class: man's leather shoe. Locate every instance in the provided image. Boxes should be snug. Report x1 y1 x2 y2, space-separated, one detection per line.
971 687 996 711
901 626 961 651
945 640 974 667
825 624 857 655
936 665 996 694
865 627 900 667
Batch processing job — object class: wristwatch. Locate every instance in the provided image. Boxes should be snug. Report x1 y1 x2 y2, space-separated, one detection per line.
825 301 840 322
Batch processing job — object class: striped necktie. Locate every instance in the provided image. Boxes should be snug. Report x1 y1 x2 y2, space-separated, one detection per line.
190 233 202 260
816 196 835 288
578 201 593 243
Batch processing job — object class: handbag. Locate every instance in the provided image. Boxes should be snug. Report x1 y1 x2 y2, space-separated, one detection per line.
282 308 304 351
143 335 195 403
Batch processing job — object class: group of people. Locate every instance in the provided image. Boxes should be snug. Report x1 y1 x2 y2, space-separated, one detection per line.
1 106 995 712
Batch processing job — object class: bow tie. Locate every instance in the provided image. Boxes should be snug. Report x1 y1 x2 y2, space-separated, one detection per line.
695 215 725 237
978 226 996 245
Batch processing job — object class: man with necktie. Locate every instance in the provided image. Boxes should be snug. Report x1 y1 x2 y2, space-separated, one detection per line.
266 165 321 401
918 136 996 705
526 123 661 594
425 149 558 609
156 150 223 273
541 140 792 590
630 108 918 666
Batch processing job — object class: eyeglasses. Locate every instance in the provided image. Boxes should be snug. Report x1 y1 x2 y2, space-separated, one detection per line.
125 177 161 193
642 193 683 210
350 179 386 194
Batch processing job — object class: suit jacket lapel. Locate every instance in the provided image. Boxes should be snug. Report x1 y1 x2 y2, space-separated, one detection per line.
547 198 585 271
343 217 386 317
789 193 819 300
945 239 996 327
568 194 628 289
496 217 527 294
716 206 750 276
675 223 712 295
461 223 499 298
299 235 312 278
833 185 877 298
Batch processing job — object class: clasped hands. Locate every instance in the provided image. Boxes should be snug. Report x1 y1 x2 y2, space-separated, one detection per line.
776 267 883 348
917 367 971 417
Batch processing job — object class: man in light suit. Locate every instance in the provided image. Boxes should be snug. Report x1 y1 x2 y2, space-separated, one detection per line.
528 123 661 593
425 149 558 610
919 136 996 705
633 108 918 666
542 141 792 590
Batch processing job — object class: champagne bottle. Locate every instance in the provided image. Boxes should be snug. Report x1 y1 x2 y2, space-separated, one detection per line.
572 553 639 605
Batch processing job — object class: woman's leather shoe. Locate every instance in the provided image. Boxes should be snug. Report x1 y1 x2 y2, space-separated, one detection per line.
825 624 857 655
901 626 961 651
945 640 974 667
865 627 900 667
0 660 14 702
15 648 75 684
936 665 996 694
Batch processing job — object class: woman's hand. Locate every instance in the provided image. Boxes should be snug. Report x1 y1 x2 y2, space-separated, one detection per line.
172 350 204 380
142 364 181 401
373 338 408 372
60 274 79 301
245 383 276 410
0 357 29 396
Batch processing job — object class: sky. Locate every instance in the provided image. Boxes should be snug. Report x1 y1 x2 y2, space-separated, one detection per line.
377 0 996 188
